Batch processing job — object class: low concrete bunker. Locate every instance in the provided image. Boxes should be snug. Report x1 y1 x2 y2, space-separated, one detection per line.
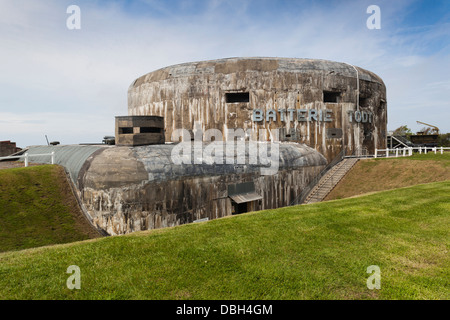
115 115 165 146
25 143 326 235
80 143 326 235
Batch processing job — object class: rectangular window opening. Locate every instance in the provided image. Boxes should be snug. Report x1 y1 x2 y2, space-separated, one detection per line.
225 92 249 103
326 128 343 139
323 91 341 103
119 127 133 134
140 127 162 134
359 97 369 108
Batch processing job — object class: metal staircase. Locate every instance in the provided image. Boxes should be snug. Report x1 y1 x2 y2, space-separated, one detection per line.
387 135 413 149
303 157 359 204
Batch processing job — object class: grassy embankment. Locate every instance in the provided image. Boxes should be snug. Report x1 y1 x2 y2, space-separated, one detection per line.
325 152 450 201
0 165 100 253
0 180 448 299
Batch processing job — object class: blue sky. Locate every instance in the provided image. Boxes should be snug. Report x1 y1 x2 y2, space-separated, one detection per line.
0 0 449 147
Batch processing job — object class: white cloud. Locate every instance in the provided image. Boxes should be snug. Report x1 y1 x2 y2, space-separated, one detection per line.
0 0 449 147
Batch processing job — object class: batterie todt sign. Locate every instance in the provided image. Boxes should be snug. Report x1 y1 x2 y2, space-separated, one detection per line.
252 109 374 124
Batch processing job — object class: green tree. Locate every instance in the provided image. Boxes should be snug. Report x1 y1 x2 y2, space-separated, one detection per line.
393 125 412 137
438 133 450 147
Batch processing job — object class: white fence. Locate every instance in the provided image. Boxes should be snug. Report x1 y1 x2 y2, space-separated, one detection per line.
0 152 55 167
375 147 450 158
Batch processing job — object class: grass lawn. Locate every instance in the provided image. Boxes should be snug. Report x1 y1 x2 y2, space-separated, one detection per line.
0 180 448 300
407 151 450 163
325 152 450 201
0 165 100 252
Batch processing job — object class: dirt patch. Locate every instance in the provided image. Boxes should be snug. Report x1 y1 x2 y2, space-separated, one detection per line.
325 158 450 201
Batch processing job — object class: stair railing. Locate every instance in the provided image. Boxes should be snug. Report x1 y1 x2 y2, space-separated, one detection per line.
290 147 346 206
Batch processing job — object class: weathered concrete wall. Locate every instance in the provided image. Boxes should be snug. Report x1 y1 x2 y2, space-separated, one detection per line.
128 57 387 162
78 143 326 235
115 116 165 146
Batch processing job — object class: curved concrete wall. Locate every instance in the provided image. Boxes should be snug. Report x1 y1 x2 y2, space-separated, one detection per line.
128 57 387 162
76 143 326 235
23 145 106 183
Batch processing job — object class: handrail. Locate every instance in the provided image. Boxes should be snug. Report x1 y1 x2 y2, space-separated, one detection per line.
292 145 448 205
304 157 358 203
290 147 346 206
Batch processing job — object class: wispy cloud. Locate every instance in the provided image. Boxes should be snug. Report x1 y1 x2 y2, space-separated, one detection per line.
0 0 448 146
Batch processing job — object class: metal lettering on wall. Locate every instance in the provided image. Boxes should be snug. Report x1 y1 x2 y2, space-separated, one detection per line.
347 110 373 123
252 109 374 124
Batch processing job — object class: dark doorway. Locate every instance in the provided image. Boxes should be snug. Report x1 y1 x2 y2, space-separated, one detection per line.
233 202 249 215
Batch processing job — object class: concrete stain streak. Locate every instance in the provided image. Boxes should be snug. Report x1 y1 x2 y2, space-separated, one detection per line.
128 57 387 162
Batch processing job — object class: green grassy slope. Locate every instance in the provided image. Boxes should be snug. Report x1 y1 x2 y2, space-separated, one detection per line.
0 165 100 252
1 181 448 300
325 152 450 201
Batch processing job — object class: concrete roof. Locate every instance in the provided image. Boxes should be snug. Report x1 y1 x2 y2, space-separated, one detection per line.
26 142 327 186
131 57 384 88
132 142 327 182
25 145 107 182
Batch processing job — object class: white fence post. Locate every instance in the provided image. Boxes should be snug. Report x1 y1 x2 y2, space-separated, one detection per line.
386 148 389 157
395 148 399 157
0 152 56 166
441 147 444 155
374 149 378 158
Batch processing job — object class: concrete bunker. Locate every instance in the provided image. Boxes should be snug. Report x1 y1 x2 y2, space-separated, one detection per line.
24 142 326 235
115 115 165 146
128 57 387 162
79 142 326 235
24 57 387 236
